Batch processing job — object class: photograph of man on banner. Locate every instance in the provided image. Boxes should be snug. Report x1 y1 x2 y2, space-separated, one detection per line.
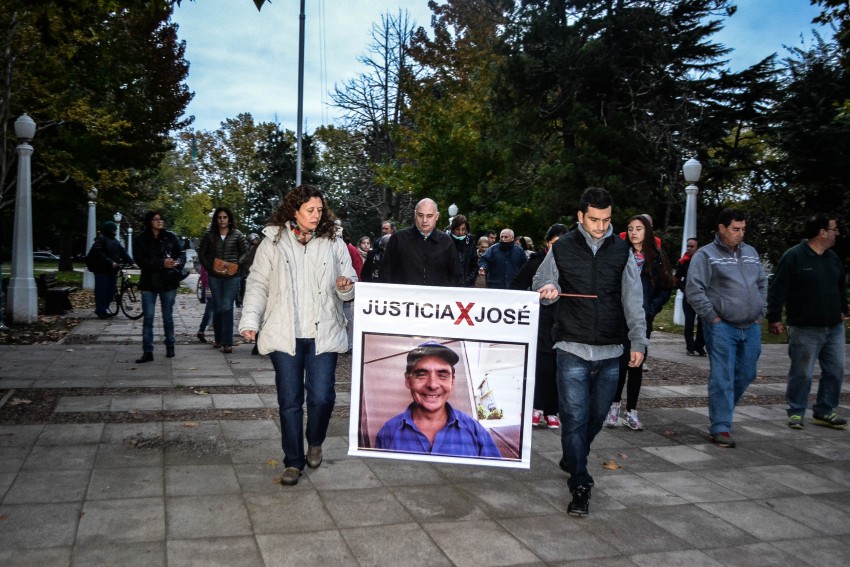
348 283 539 468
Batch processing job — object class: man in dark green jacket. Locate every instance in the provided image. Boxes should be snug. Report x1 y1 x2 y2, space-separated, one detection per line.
767 213 848 430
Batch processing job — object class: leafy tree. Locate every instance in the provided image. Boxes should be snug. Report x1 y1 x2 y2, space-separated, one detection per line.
1 0 191 257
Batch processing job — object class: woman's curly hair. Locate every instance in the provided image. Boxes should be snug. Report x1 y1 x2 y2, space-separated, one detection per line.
267 185 337 243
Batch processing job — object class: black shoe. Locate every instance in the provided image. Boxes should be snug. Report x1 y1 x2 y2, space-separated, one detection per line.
686 350 696 356
567 484 591 516
166 346 175 358
196 332 207 344
696 347 707 356
136 352 154 364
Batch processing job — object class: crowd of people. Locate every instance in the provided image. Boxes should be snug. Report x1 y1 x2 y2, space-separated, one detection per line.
85 184 847 517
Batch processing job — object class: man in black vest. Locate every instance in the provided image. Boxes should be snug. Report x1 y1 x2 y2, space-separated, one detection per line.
533 187 647 516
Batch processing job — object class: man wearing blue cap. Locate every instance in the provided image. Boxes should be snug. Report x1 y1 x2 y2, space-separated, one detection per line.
375 341 501 458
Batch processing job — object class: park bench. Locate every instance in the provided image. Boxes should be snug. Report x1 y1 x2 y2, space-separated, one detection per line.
36 272 77 315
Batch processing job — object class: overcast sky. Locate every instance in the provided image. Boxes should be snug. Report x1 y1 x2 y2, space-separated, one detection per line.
172 0 829 133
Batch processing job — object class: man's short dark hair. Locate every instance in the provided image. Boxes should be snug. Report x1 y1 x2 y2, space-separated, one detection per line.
485 229 497 238
406 341 459 373
382 220 395 230
579 187 613 213
687 237 699 244
545 223 569 242
803 212 836 239
716 208 747 228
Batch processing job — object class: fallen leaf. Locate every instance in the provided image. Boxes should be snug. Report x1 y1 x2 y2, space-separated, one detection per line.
228 360 240 365
267 459 279 466
0 514 8 520
617 453 629 460
602 460 623 470
193 390 209 395
663 430 677 437
182 421 200 428
223 410 233 416
128 439 139 447
273 476 283 484
65 348 74 352
188 367 198 371
128 409 139 415
8 398 32 406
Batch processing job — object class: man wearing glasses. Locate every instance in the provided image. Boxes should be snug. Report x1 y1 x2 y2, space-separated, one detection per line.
374 341 501 458
767 213 848 430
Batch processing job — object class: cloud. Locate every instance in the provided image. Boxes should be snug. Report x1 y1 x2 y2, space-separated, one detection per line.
173 0 434 132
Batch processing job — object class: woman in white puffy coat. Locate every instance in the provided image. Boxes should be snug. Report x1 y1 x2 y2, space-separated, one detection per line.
240 186 355 486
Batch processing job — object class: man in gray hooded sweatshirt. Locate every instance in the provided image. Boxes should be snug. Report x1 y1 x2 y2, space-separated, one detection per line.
686 208 767 448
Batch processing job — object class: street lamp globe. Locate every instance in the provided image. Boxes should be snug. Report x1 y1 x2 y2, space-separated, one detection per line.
114 212 122 223
683 158 702 184
88 187 98 201
14 113 36 141
448 203 459 217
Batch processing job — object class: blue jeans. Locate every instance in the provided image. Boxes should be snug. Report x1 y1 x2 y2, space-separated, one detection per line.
786 323 845 418
199 295 216 333
208 276 240 346
94 272 116 316
141 289 176 353
269 339 338 470
556 351 620 489
702 320 762 434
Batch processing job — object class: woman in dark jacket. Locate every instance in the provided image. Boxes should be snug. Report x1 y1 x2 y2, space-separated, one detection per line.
449 215 478 287
607 215 673 430
511 223 569 428
198 206 249 353
133 211 185 363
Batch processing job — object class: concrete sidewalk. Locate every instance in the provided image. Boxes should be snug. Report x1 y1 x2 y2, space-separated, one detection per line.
1 286 849 566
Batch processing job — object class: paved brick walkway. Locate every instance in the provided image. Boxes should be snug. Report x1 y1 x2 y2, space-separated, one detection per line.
1 278 849 566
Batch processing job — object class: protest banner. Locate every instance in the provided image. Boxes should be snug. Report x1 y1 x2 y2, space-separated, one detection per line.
348 283 539 468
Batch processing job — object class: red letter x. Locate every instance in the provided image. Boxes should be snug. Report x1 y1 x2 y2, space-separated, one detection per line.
454 302 475 326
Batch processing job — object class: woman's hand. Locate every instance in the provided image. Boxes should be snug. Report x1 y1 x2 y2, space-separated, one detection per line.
241 330 257 342
336 276 354 292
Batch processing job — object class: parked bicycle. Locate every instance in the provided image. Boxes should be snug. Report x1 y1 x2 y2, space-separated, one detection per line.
108 265 143 320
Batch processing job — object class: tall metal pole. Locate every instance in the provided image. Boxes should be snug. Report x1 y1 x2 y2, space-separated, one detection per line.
7 114 38 324
83 188 98 290
295 0 305 186
674 158 702 326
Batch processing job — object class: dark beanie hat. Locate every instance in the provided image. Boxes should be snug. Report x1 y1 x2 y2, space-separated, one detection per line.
101 221 118 234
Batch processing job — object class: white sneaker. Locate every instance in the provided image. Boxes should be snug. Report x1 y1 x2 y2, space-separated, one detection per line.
624 409 643 431
605 402 620 428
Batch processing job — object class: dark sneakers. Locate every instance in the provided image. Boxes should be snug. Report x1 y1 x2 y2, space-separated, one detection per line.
166 346 175 358
788 415 804 430
567 485 591 516
710 431 736 448
812 412 848 429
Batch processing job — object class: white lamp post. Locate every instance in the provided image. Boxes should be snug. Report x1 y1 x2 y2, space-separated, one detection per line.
7 114 38 324
127 226 133 259
83 187 98 290
113 212 123 247
447 203 458 229
674 157 703 325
